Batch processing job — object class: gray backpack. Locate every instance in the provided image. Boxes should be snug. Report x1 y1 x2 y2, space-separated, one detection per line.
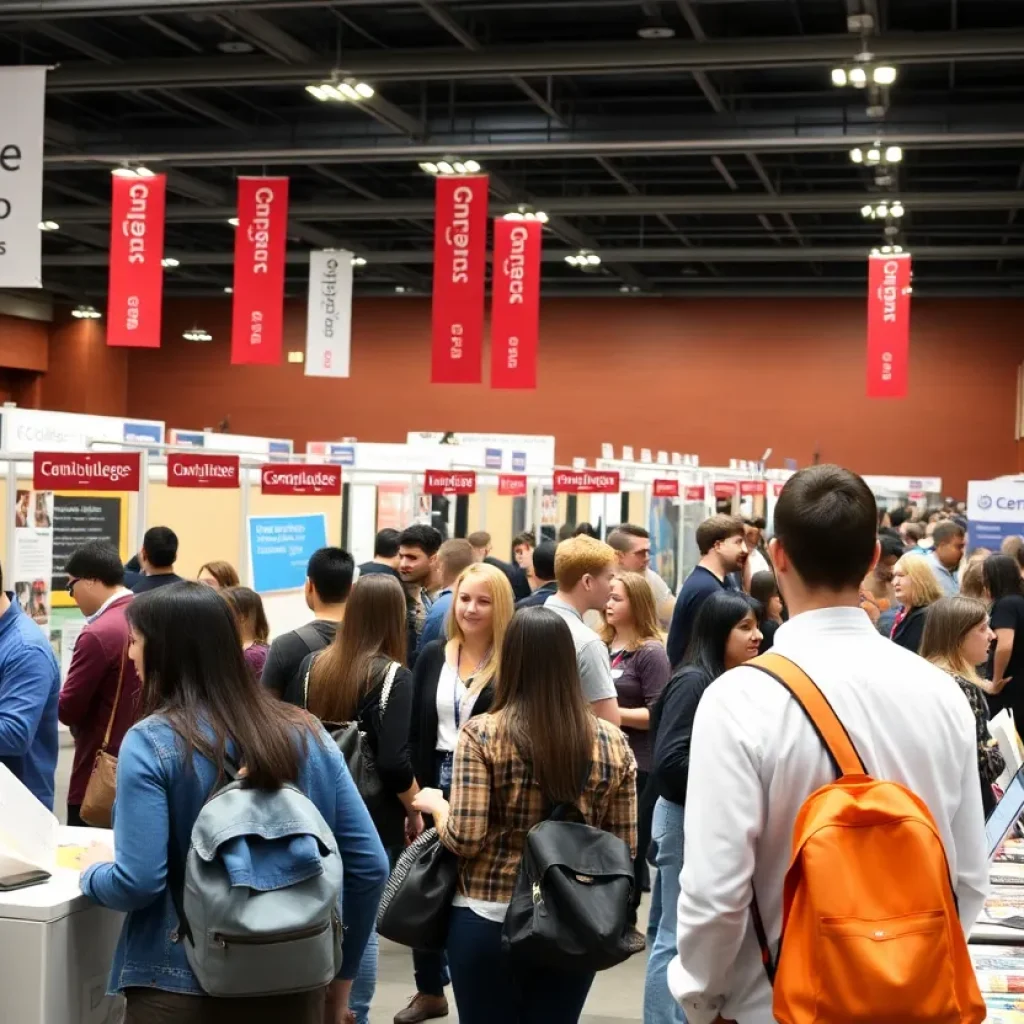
170 769 343 997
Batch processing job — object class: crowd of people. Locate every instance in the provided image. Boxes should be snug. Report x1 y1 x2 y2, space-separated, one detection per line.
0 472 1016 1023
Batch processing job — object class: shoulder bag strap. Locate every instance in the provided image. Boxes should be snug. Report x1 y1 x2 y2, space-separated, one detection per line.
379 661 400 717
99 645 128 755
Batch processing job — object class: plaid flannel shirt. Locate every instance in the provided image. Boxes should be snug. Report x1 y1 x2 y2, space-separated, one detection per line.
439 712 638 904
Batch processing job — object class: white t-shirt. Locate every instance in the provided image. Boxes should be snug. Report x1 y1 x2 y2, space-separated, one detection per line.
746 548 770 578
435 659 476 752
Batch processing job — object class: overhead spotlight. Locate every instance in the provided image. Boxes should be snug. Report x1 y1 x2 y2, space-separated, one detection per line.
436 160 454 175
860 204 873 218
503 211 525 221
227 217 239 227
337 82 360 101
395 285 407 294
637 12 675 39
354 82 375 99
161 257 180 268
38 220 59 231
111 165 154 179
848 66 868 88
850 147 864 164
866 147 881 164
565 250 601 268
830 68 848 87
71 305 102 320
135 166 155 178
872 65 898 85
223 286 233 294
306 79 375 103
504 205 549 224
418 161 439 174
463 159 481 173
890 202 905 219
421 158 481 177
618 285 640 294
182 327 213 342
351 256 367 266
884 145 903 163
534 210 549 223
452 161 467 174
306 84 330 101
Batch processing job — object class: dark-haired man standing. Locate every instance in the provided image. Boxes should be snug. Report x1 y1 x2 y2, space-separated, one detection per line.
399 524 443 664
929 520 967 597
60 541 141 826
670 466 988 1024
359 528 402 581
131 526 183 593
516 541 558 609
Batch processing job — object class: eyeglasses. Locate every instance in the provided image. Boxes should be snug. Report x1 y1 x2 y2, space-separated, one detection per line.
66 577 81 596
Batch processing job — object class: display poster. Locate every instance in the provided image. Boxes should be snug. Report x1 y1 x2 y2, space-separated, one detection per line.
967 479 1024 552
13 487 53 630
107 172 167 347
232 176 289 365
248 514 328 594
260 464 341 497
649 497 680 593
424 470 476 496
490 218 541 389
431 175 488 383
540 489 559 526
305 250 353 378
50 494 125 603
376 482 411 532
0 67 46 289
866 251 912 398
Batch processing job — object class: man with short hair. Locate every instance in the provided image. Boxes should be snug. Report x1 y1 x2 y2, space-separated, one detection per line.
0 559 59 809
131 526 183 593
516 541 558 609
900 520 927 553
59 541 142 826
666 515 748 667
862 532 904 629
418 539 475 651
467 530 530 602
512 532 535 571
929 520 967 596
399 524 443 664
358 528 401 581
545 536 621 725
670 466 988 1024
262 547 355 702
608 524 675 629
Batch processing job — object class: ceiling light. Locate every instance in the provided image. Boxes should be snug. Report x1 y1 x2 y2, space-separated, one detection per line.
112 167 137 178
287 351 305 363
161 257 180 268
135 166 154 178
873 203 888 218
463 159 481 173
890 202 905 219
872 65 898 85
830 68 848 87
636 13 675 39
586 253 601 265
419 161 439 174
534 211 549 223
322 84 345 101
354 82 375 99
860 204 873 218
503 211 525 221
850 147 864 164
436 160 454 175
218 40 254 54
183 327 212 342
619 285 640 294
848 66 868 88
227 217 239 227
38 220 59 231
71 305 101 320
351 256 367 266
223 286 233 294
395 286 407 294
884 145 903 163
566 250 601 269
338 82 360 101
306 80 375 103
866 147 881 164
306 84 330 101
452 161 468 174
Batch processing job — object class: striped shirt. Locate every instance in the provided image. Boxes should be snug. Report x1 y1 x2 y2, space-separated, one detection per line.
439 712 637 905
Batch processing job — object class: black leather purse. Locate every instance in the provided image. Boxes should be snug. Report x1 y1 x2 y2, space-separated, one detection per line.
377 828 459 952
501 804 634 973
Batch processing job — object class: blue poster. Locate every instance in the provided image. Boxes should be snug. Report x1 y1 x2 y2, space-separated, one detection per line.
512 451 527 472
268 440 293 463
967 479 1024 552
485 448 503 469
124 421 163 456
248 514 328 593
173 431 205 448
327 444 356 466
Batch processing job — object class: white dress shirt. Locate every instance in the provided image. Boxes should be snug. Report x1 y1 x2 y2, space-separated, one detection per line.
669 606 989 1024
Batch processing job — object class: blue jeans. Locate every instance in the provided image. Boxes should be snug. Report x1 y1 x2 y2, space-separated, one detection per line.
446 906 594 1024
643 798 687 1024
350 927 379 1024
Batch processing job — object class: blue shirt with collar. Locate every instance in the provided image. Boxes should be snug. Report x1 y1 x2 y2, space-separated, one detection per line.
0 595 60 809
927 550 960 597
418 587 453 652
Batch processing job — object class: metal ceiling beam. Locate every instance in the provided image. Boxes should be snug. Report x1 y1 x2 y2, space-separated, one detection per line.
46 129 1024 168
42 244 1024 267
0 0 408 15
44 31 1024 91
41 190 1024 224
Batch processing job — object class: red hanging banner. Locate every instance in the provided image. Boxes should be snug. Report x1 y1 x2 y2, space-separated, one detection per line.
552 469 620 494
167 453 240 489
424 470 477 495
714 481 738 499
232 177 289 365
490 218 541 389
107 173 166 348
498 474 528 497
431 175 488 383
261 464 341 496
684 485 706 502
739 480 767 497
652 479 679 498
34 452 141 492
866 252 912 398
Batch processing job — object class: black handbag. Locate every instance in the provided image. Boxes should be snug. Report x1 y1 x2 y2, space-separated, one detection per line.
377 828 459 952
501 804 635 973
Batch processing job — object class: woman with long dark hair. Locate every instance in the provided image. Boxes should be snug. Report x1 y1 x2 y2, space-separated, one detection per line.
413 608 636 1024
643 590 762 1024
77 583 389 1024
301 572 421 1024
984 553 1024 724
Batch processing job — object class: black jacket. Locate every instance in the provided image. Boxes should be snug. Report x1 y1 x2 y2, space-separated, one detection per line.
891 604 928 655
650 665 715 806
409 639 494 789
484 556 531 603
516 581 557 609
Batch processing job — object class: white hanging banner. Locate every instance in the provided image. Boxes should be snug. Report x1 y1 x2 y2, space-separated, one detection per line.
0 67 47 288
305 250 353 378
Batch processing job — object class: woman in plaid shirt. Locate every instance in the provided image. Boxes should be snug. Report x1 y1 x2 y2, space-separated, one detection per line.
414 607 637 1024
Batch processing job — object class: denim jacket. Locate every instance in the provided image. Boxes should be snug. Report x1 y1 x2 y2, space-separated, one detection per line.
81 714 389 996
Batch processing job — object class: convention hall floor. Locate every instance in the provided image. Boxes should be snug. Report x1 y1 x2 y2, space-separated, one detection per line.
54 742 649 1023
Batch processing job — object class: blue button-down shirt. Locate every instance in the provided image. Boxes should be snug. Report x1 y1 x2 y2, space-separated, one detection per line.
927 550 960 597
418 587 453 652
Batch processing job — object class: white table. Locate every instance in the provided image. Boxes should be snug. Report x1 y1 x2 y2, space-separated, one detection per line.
0 825 123 1024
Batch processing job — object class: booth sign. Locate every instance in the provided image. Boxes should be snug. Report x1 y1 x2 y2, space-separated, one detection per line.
33 452 141 492
261 465 342 496
424 470 477 495
552 469 620 494
168 453 240 489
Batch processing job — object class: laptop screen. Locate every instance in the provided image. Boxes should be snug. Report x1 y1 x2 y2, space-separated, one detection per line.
987 763 1024 859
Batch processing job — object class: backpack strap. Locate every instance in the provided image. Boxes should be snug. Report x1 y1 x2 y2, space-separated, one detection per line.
379 661 400 717
295 622 324 656
748 652 866 777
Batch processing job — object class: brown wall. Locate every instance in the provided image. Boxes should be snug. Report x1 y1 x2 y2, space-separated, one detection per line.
42 317 129 417
34 297 1024 498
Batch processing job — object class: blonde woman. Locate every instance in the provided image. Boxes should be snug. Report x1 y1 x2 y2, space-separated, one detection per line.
601 570 670 930
890 553 943 654
921 596 1004 814
402 561 515 1024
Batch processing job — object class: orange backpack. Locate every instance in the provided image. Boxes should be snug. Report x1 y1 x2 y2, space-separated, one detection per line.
750 653 986 1024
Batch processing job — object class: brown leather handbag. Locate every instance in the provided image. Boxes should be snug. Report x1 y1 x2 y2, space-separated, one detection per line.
79 647 128 829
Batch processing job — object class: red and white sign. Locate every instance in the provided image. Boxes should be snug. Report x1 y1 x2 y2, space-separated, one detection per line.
490 218 541 389
424 470 477 495
431 175 488 383
866 252 912 398
773 482 786 497
107 173 166 347
714 481 738 499
232 176 289 365
652 479 679 498
684 485 706 502
167 453 240 489
260 464 341 496
498 473 528 497
552 469 620 494
33 451 141 492
739 480 767 497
